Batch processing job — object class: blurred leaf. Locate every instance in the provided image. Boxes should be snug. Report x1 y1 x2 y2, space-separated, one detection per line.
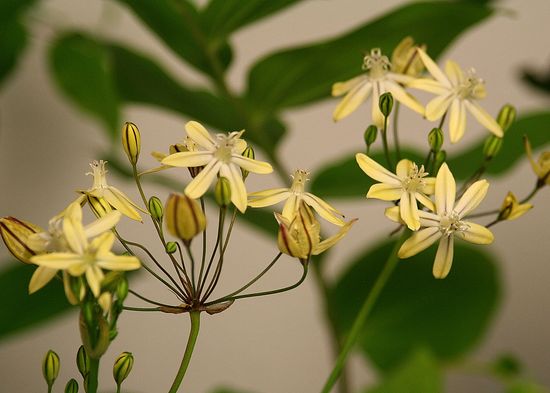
49 33 120 139
0 21 26 88
506 380 550 393
0 261 72 340
201 0 305 38
116 0 232 75
0 0 37 24
491 353 523 379
211 388 258 393
246 1 493 111
363 349 442 393
330 239 500 372
522 66 550 96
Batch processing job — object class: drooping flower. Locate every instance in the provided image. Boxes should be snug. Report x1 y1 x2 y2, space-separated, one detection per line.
391 36 425 77
332 48 424 126
30 202 140 297
248 169 345 226
161 121 273 212
397 163 494 279
524 136 550 185
498 192 532 221
356 154 435 230
408 48 502 143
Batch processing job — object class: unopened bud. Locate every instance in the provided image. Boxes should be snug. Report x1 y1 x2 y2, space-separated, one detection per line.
116 276 129 302
86 195 112 218
122 122 141 165
433 150 447 173
165 194 206 244
364 125 378 147
241 146 255 179
428 128 444 152
483 135 503 159
379 92 393 117
148 196 163 221
76 345 90 379
0 217 42 264
497 104 516 133
165 242 177 254
65 378 79 393
98 292 112 314
215 177 232 207
42 350 60 389
498 192 532 221
113 352 134 387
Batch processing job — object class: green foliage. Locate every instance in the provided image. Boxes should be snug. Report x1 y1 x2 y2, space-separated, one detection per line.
329 239 500 372
49 33 120 139
506 381 550 393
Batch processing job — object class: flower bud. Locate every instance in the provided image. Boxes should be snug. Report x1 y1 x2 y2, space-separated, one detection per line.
42 350 60 389
433 150 447 173
86 195 112 218
276 202 318 262
241 146 255 179
378 92 393 117
391 37 425 76
214 177 232 207
148 196 163 221
122 122 141 165
364 125 378 147
116 276 129 302
0 217 42 264
165 194 206 244
65 378 79 393
498 192 532 221
496 104 516 133
98 292 112 314
483 135 503 159
76 345 90 379
428 128 444 152
165 241 178 254
113 352 134 387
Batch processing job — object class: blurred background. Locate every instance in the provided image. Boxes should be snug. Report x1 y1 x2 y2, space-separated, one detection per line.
0 0 549 392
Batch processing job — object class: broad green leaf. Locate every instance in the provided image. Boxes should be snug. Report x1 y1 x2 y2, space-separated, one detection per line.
0 0 37 25
330 239 500 371
201 0 305 39
363 349 442 393
49 33 120 139
245 2 493 111
115 0 232 75
0 261 72 340
0 21 26 88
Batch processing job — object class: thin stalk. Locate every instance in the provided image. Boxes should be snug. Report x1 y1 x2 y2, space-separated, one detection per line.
129 289 184 308
381 115 393 169
438 111 447 129
168 311 201 393
87 357 100 393
321 230 409 393
123 306 162 312
183 243 197 292
197 198 207 289
392 102 402 161
198 208 225 297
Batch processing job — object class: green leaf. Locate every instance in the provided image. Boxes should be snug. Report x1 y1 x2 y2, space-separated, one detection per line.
115 0 232 75
330 239 500 372
49 33 120 139
0 20 26 88
0 262 72 341
245 1 493 111
201 0 305 39
363 349 442 393
506 380 550 393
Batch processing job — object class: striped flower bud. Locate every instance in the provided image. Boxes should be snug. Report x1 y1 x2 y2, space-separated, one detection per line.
148 196 163 221
277 202 318 262
165 241 177 254
0 217 42 264
122 122 141 165
428 127 444 152
483 135 503 159
42 350 60 389
116 276 129 302
241 146 255 179
497 104 516 133
379 92 393 117
86 195 112 218
215 177 232 207
165 194 206 244
364 125 378 148
113 352 134 388
65 378 79 393
76 345 90 379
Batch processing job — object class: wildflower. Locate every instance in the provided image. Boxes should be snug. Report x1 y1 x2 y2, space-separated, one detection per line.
0 216 43 264
356 154 435 230
332 48 424 126
409 48 502 143
248 169 345 226
141 138 202 177
524 136 550 185
161 121 273 212
397 163 494 279
499 192 532 221
164 193 206 244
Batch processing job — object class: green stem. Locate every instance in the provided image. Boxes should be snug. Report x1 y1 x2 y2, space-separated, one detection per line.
320 231 409 393
381 115 393 169
168 311 201 393
87 357 100 393
392 102 402 162
116 384 121 393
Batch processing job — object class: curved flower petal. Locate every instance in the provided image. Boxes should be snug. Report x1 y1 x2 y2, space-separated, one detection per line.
398 226 441 258
63 215 86 255
31 252 84 269
396 159 414 179
232 155 273 174
161 151 213 167
313 219 357 255
83 211 121 239
422 177 436 195
433 235 454 279
454 179 489 218
102 188 143 222
400 191 420 230
464 100 503 137
282 194 299 220
385 206 401 223
302 192 345 226
97 254 141 271
333 79 372 121
435 163 456 216
332 75 367 96
456 222 494 244
248 188 290 208
417 48 451 87
415 192 435 212
418 210 441 227
356 153 400 184
85 265 104 297
449 99 466 143
445 60 464 86
29 266 58 294
367 183 403 201
220 164 248 213
408 78 449 95
425 94 454 121
185 160 223 199
185 121 215 150
384 80 424 115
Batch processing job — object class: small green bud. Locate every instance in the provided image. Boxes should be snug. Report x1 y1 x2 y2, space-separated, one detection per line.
165 242 177 254
42 350 60 388
82 301 95 329
76 345 90 379
363 125 378 147
116 276 129 302
113 352 134 387
122 122 141 165
65 378 79 393
483 135 503 159
215 177 232 208
148 196 163 221
433 150 447 173
428 128 444 152
496 104 516 133
241 146 255 179
378 92 393 117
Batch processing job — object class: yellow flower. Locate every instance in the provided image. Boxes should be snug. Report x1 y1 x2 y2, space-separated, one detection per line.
524 136 550 185
332 48 424 125
0 216 43 264
80 160 144 221
408 48 502 143
161 121 273 212
499 192 532 221
391 36 425 77
248 169 345 226
397 163 494 279
140 138 201 177
30 202 140 297
356 154 435 230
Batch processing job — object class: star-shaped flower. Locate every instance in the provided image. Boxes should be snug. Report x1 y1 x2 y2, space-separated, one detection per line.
356 154 435 230
408 48 502 143
397 163 494 279
161 121 273 212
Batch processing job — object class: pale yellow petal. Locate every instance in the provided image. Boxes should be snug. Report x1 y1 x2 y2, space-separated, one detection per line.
445 60 464 86
396 159 414 179
418 210 441 227
456 222 494 244
415 192 435 212
433 235 454 279
356 153 400 184
161 151 213 167
333 79 372 121
302 193 345 226
435 163 455 216
449 99 466 143
29 266 58 294
464 100 503 137
138 165 171 177
425 94 454 121
83 211 121 239
332 75 367 96
90 232 115 255
97 254 141 271
507 203 533 220
417 48 451 87
62 217 86 255
385 206 401 223
367 183 403 201
232 155 273 174
400 192 420 231
282 194 299 221
103 188 143 222
384 80 424 115
408 78 449 95
185 121 215 150
220 164 248 213
86 265 104 297
454 180 489 218
398 227 441 258
422 177 436 195
184 160 222 199
313 219 357 255
31 253 83 269
248 188 290 208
